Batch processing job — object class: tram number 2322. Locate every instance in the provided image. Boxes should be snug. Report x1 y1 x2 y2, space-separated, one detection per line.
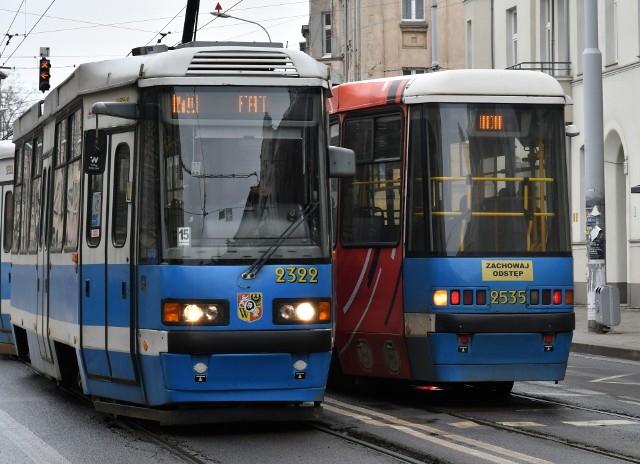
275 267 319 284
490 290 527 305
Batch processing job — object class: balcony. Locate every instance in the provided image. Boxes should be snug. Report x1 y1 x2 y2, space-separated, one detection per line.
506 62 571 79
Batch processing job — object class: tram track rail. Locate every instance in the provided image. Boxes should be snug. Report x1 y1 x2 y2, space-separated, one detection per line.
35 365 214 464
17 355 640 463
313 423 440 464
113 418 214 464
443 391 640 464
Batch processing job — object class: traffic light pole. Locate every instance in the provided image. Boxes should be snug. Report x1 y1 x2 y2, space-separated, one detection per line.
583 0 607 333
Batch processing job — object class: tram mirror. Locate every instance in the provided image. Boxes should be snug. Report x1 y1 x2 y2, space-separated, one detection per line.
91 102 138 120
83 129 107 174
328 146 355 178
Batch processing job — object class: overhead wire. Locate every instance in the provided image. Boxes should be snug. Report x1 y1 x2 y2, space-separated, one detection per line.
141 5 187 49
2 0 58 65
0 0 25 60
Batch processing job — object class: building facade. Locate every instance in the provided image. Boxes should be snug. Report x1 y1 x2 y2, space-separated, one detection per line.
303 0 466 83
465 0 640 307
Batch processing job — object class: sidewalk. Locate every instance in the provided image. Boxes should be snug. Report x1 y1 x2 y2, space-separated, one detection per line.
572 305 640 361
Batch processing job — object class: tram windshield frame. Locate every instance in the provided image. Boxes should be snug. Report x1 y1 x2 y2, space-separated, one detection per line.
407 102 571 257
138 85 330 265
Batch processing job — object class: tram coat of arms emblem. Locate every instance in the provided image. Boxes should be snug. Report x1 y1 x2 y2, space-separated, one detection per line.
237 292 263 322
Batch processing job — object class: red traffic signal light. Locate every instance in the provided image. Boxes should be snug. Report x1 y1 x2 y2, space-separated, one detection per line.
39 58 51 92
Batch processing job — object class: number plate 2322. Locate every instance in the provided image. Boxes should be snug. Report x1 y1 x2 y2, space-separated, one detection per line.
275 267 318 283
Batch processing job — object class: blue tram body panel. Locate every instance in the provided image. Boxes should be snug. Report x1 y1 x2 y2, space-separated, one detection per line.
403 257 573 313
79 263 333 406
0 261 11 346
402 257 574 383
138 264 331 329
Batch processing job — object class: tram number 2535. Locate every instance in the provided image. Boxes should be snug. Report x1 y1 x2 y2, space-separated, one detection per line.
490 290 526 305
275 267 318 284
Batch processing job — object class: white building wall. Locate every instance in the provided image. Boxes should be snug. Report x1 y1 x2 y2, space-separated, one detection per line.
568 0 640 306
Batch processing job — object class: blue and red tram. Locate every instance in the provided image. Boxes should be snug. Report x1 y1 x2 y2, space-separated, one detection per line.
329 70 575 392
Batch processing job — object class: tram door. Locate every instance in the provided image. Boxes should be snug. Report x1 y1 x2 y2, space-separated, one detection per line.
81 131 136 383
36 164 54 363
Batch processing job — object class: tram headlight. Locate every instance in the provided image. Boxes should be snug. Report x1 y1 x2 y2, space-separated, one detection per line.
274 300 331 324
162 300 229 326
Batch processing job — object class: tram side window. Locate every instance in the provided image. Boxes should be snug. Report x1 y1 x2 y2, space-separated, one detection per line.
112 144 130 247
28 136 43 253
329 119 340 249
20 140 32 252
340 111 402 246
52 109 82 252
3 191 14 253
64 111 82 250
11 144 23 254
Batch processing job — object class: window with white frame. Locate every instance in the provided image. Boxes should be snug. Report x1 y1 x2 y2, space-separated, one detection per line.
322 12 332 56
403 0 425 21
506 8 518 67
402 68 427 75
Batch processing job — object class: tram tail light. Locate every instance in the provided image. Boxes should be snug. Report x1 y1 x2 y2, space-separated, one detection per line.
565 290 574 305
476 290 487 305
543 333 555 344
530 290 540 305
450 290 461 305
463 290 473 305
458 334 470 344
530 288 572 306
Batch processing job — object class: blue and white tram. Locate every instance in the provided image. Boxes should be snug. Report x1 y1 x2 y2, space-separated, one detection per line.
9 43 353 423
0 140 14 355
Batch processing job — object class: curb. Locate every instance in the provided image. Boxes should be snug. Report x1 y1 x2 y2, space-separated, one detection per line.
571 343 640 362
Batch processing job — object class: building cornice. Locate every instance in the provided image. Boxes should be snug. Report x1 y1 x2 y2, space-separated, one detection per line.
571 60 640 86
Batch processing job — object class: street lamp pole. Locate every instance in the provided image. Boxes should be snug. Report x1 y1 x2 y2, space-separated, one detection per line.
212 12 272 43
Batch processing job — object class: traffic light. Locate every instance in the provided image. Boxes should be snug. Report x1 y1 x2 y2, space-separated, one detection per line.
39 57 51 92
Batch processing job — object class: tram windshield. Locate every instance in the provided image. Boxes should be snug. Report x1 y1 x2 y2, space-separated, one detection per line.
139 86 329 264
407 103 570 257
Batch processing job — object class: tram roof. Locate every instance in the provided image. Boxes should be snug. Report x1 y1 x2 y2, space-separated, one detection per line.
14 43 329 140
330 70 566 112
0 140 14 160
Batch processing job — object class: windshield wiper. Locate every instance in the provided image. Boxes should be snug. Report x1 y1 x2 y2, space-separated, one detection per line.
241 202 319 280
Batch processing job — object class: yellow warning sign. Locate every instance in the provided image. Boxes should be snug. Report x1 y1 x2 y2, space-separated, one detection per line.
481 260 533 281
